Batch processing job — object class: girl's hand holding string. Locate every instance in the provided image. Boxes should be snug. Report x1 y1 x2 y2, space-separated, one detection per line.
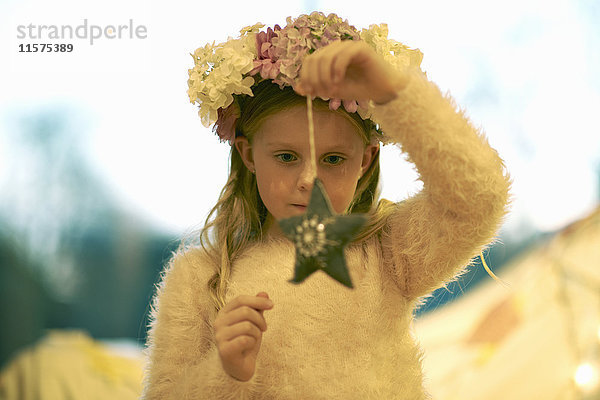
214 292 274 382
295 40 408 105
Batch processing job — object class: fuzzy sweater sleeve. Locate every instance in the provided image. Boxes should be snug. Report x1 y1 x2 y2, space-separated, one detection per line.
370 68 511 300
142 248 260 399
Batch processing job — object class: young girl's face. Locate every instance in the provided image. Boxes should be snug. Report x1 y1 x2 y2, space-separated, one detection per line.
236 105 378 235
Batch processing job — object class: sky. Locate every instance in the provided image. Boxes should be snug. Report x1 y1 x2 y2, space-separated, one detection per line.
1 0 599 238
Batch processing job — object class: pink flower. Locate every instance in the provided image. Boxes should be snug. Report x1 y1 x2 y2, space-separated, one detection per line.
342 99 358 113
329 98 341 110
328 98 359 113
256 25 280 59
250 25 283 80
250 59 281 79
214 103 240 144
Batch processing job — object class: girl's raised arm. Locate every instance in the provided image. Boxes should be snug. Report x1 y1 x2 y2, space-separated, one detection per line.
371 68 511 299
297 40 511 300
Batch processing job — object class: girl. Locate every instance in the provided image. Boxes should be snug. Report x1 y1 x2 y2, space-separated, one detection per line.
143 12 511 399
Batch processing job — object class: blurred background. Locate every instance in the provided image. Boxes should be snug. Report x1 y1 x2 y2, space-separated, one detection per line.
1 0 599 398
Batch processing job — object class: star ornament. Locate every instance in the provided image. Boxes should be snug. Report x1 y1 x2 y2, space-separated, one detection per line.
278 178 367 289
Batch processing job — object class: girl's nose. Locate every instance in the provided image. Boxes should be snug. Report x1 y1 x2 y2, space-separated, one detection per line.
296 162 315 192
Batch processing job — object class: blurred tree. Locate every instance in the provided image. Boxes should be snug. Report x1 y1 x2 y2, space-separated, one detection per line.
0 226 55 369
0 106 176 367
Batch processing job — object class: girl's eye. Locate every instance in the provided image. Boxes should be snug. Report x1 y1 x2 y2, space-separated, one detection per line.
323 155 344 165
276 153 297 163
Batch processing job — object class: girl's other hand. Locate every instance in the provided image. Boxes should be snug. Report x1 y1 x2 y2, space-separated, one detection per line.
295 40 408 105
214 292 274 382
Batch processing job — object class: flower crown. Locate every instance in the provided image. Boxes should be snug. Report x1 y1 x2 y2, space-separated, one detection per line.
187 12 423 143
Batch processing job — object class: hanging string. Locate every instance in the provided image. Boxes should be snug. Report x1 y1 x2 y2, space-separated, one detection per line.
480 251 510 288
306 96 318 180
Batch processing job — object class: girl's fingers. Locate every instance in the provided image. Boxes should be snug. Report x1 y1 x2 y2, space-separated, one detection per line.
230 335 257 354
331 52 346 85
222 295 273 314
317 43 346 94
298 41 362 99
218 320 262 344
319 50 337 91
306 53 320 94
297 61 310 94
226 306 268 332
299 48 330 95
331 44 356 85
216 306 269 337
220 333 257 358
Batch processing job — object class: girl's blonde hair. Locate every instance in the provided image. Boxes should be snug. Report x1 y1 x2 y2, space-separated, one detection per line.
197 80 396 312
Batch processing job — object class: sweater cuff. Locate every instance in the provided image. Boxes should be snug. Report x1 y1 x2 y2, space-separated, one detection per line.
369 68 438 145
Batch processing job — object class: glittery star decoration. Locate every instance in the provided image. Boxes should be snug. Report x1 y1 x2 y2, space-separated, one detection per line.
278 178 367 289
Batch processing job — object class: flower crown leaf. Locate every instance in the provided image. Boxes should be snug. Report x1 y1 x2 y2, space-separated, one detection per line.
187 12 423 143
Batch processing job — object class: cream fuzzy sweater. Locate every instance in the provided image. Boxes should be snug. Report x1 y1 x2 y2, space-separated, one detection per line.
143 70 511 399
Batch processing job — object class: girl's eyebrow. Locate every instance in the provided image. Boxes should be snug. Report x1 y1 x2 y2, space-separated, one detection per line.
264 140 298 148
265 141 354 153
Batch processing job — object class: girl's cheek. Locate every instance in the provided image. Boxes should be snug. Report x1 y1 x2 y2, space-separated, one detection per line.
271 178 288 193
321 162 360 183
322 180 350 213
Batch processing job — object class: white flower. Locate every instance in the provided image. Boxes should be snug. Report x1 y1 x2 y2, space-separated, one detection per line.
359 23 423 119
361 23 423 70
187 28 258 127
240 23 265 35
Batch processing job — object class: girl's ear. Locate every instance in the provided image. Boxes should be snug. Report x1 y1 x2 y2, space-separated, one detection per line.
360 143 379 176
234 136 255 173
